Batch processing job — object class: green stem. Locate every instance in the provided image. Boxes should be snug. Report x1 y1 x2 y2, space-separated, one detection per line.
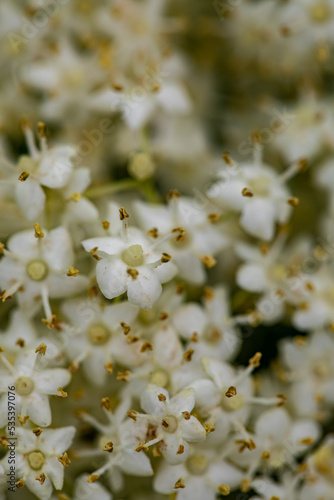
84 179 140 198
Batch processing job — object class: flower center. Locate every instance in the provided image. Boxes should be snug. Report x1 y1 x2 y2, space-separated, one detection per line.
187 453 209 475
221 392 244 412
150 370 169 387
248 175 271 197
122 244 144 267
204 326 222 344
26 259 48 281
98 435 117 451
170 230 191 248
310 1 331 22
15 376 35 396
162 415 178 433
88 324 110 344
28 451 45 470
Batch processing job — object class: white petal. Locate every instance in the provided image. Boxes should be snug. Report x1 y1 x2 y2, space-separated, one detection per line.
154 325 183 369
173 303 207 339
156 83 192 114
82 237 125 255
127 267 162 310
133 201 171 233
207 461 244 489
43 227 74 271
124 97 155 129
173 251 206 285
43 457 64 490
65 197 99 223
63 167 92 196
83 349 107 386
34 369 71 395
25 473 53 500
38 426 76 455
38 146 75 188
7 230 39 259
74 474 112 500
161 433 190 464
140 384 169 416
153 462 186 494
168 387 196 414
119 450 153 476
95 260 128 299
154 261 178 284
102 301 139 327
293 301 328 331
15 427 37 454
236 263 267 292
15 177 46 220
240 198 276 240
179 416 206 442
255 407 291 442
290 419 320 450
46 274 89 298
207 179 247 211
186 379 220 413
177 477 216 500
25 393 52 427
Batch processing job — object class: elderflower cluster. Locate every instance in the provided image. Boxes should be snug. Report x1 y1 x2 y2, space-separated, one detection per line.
1 1 334 500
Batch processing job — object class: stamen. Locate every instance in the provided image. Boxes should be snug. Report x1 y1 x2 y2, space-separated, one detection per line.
37 121 47 153
280 158 307 182
21 118 38 159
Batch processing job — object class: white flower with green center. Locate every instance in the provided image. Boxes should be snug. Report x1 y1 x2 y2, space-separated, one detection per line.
134 196 227 285
249 407 320 471
207 153 295 241
153 447 244 500
61 297 139 385
131 384 206 465
82 226 178 310
279 330 334 418
0 348 71 427
6 426 75 500
7 122 76 221
172 286 242 361
76 396 153 491
0 226 88 321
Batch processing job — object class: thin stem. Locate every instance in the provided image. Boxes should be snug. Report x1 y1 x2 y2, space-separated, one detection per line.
84 179 141 199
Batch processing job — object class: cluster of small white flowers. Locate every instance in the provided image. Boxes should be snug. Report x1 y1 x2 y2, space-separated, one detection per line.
1 1 334 500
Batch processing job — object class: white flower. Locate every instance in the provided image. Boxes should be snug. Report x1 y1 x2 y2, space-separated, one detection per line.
154 447 244 500
8 426 75 500
133 384 206 465
250 473 300 500
252 406 320 470
78 396 153 491
273 97 334 162
82 212 178 309
73 475 112 500
207 152 294 241
0 309 37 354
291 262 334 331
279 330 334 418
189 357 255 442
61 297 139 385
0 348 71 427
0 226 88 320
134 195 226 285
14 123 76 220
172 286 242 361
299 436 334 500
